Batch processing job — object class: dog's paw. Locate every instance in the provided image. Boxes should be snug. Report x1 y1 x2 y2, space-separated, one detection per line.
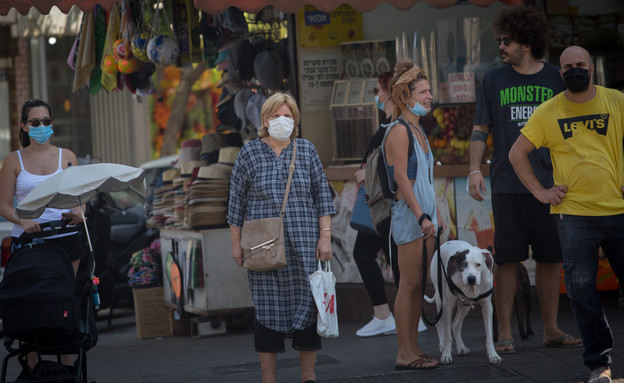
488 353 504 365
440 352 453 364
457 346 471 356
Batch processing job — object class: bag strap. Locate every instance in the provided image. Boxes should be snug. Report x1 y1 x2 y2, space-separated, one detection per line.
280 139 297 217
381 118 416 196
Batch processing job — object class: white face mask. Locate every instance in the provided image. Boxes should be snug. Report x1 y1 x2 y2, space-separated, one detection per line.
268 116 295 141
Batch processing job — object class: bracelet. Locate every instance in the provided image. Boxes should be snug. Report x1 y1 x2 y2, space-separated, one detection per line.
468 170 481 177
418 213 431 226
320 228 331 231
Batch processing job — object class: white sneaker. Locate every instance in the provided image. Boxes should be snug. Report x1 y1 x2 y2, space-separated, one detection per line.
356 314 396 337
418 317 428 333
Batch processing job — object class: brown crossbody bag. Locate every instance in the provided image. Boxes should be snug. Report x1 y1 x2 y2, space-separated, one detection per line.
240 140 296 271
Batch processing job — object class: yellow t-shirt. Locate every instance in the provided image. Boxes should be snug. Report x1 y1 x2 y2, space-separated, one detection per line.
521 86 624 216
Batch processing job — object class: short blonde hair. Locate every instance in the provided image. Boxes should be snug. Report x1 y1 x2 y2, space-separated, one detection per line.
258 92 300 139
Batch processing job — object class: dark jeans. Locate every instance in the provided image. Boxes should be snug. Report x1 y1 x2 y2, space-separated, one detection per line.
556 213 624 370
353 231 399 307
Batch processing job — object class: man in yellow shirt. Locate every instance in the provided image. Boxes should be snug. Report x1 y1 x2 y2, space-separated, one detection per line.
510 45 624 383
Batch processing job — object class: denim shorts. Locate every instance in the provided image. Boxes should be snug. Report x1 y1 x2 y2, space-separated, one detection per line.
391 199 437 246
391 199 423 245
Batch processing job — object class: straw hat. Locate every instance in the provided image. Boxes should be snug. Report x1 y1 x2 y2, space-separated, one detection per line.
162 168 180 184
196 165 230 180
181 160 206 177
217 146 240 166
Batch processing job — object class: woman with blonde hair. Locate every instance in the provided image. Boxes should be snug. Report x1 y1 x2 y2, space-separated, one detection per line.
383 60 446 370
228 92 335 383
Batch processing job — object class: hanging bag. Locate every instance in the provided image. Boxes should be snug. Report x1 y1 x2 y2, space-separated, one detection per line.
240 140 296 271
309 260 339 338
349 184 378 236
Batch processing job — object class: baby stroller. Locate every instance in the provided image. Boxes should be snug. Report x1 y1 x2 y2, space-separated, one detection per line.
0 220 98 383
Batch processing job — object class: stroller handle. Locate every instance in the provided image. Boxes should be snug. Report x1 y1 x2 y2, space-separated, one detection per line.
17 218 83 243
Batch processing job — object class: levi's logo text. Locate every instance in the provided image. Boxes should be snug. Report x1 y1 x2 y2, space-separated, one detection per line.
305 10 330 26
558 114 609 139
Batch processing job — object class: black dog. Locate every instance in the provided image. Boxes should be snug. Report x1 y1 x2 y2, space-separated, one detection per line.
492 262 534 341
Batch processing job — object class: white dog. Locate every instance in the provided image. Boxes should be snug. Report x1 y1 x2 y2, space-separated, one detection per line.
424 240 502 365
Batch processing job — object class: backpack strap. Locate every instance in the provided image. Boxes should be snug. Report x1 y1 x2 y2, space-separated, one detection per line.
394 117 415 157
380 118 417 195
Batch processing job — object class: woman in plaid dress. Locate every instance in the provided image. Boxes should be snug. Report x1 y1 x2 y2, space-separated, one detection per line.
228 92 335 383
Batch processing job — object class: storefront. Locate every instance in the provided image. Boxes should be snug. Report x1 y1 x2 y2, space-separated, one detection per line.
1 0 623 328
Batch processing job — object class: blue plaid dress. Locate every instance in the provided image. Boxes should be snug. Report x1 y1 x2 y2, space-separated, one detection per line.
228 138 335 333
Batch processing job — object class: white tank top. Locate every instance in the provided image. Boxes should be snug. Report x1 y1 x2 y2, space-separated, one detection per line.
12 148 70 238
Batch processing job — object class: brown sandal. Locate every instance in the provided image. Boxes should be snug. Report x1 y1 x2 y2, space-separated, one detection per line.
395 356 438 370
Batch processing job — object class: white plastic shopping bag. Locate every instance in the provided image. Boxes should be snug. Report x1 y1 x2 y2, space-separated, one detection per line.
309 260 339 338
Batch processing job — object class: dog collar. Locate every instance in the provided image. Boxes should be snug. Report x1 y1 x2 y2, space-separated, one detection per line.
445 273 494 309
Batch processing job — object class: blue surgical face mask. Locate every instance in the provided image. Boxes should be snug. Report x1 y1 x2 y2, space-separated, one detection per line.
407 98 428 116
28 124 54 144
375 95 384 112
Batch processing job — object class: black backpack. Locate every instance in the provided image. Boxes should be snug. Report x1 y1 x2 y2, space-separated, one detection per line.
364 119 415 237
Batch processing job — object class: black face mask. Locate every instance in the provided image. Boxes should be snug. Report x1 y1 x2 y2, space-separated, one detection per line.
563 67 590 93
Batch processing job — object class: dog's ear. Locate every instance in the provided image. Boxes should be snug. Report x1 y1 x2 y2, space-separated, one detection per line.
483 251 494 271
447 255 458 276
447 250 469 276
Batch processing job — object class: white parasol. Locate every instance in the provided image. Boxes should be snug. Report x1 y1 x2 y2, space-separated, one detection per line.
16 163 145 252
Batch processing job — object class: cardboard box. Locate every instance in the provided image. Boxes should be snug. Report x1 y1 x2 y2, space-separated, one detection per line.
133 287 174 339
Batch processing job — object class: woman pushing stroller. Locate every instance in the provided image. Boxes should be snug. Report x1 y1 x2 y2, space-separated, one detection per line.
0 99 86 372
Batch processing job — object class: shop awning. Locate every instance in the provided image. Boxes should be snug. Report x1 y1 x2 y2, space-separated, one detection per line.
1 0 519 17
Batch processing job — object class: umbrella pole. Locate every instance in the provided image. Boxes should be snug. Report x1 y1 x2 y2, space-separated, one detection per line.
78 197 93 253
78 197 101 309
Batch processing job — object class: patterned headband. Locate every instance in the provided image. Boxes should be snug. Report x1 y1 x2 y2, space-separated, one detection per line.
391 66 427 120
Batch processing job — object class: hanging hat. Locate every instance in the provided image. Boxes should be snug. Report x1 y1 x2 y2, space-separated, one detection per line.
217 71 230 88
234 88 253 127
217 39 236 53
216 89 233 108
217 102 238 127
215 50 229 65
221 7 249 35
254 50 284 90
245 92 267 131
227 39 257 82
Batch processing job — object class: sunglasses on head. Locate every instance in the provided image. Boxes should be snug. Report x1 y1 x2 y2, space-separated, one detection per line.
496 37 511 47
26 118 53 127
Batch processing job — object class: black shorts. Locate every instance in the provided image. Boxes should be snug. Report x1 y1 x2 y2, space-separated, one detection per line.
254 319 321 353
491 193 562 265
12 232 86 262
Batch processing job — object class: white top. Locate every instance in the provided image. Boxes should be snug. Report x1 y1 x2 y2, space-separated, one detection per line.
12 148 70 238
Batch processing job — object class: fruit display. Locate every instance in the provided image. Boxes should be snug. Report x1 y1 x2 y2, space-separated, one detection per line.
429 104 493 165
